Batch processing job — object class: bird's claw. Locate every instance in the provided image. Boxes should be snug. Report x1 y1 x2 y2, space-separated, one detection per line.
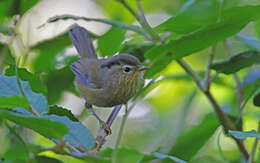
100 121 112 135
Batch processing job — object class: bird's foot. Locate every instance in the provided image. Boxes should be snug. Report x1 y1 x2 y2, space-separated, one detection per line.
100 121 112 135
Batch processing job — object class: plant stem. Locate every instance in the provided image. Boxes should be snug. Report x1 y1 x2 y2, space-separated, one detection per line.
112 105 129 163
177 59 249 159
247 121 260 163
117 0 160 41
177 59 205 91
203 44 217 90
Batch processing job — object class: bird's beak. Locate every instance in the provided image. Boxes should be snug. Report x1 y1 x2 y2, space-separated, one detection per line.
138 65 149 72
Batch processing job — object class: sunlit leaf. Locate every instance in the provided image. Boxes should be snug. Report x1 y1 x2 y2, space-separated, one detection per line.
156 0 221 34
2 145 29 162
0 110 68 139
36 156 63 163
229 130 260 140
98 28 126 56
210 50 260 74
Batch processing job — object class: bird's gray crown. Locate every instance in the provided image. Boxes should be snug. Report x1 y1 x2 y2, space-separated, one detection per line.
100 54 141 68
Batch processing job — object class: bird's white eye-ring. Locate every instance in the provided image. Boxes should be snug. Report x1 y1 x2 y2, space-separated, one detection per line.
122 65 133 73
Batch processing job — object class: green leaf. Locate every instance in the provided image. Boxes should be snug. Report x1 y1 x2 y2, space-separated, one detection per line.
156 0 221 34
210 50 260 74
119 43 153 62
190 156 225 163
229 130 260 140
0 110 68 139
0 75 48 114
47 105 78 122
31 30 72 72
145 5 260 78
0 96 29 109
2 145 29 161
98 28 126 56
44 114 95 150
141 152 186 163
0 0 13 23
169 113 219 161
20 0 40 14
100 148 143 163
255 19 260 38
5 65 47 95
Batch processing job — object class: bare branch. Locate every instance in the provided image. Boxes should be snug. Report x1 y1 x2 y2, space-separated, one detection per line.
91 104 123 154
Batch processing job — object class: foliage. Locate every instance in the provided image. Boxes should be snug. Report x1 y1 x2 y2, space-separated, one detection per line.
1 0 260 162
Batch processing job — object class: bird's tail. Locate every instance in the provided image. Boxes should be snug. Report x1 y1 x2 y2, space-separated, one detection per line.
69 25 97 58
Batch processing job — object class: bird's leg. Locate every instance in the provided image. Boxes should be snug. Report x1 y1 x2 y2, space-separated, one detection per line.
85 103 112 135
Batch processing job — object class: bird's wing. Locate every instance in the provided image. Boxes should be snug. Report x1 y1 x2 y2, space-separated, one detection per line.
70 61 99 88
69 26 97 59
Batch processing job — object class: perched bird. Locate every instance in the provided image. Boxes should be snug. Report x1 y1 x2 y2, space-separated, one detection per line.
69 26 147 128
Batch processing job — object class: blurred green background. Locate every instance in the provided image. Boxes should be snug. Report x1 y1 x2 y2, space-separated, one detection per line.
1 0 260 162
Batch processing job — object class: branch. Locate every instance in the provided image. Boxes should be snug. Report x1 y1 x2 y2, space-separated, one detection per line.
247 121 260 163
177 59 249 159
38 14 150 40
137 0 149 25
177 59 205 91
117 0 160 41
91 104 123 154
112 103 136 163
203 44 217 91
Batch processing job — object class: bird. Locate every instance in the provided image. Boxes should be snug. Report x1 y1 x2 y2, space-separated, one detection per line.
69 25 148 132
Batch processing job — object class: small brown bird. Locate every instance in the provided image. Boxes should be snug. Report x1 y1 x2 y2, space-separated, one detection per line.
69 26 147 126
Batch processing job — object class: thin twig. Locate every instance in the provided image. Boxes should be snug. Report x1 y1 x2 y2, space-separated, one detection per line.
223 40 243 120
177 59 249 159
177 59 205 91
247 121 260 163
91 104 123 154
117 0 160 41
38 14 150 40
203 44 217 91
112 104 128 163
137 0 148 25
112 102 137 163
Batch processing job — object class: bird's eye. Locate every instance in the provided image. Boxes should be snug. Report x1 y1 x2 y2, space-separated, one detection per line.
123 66 132 73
